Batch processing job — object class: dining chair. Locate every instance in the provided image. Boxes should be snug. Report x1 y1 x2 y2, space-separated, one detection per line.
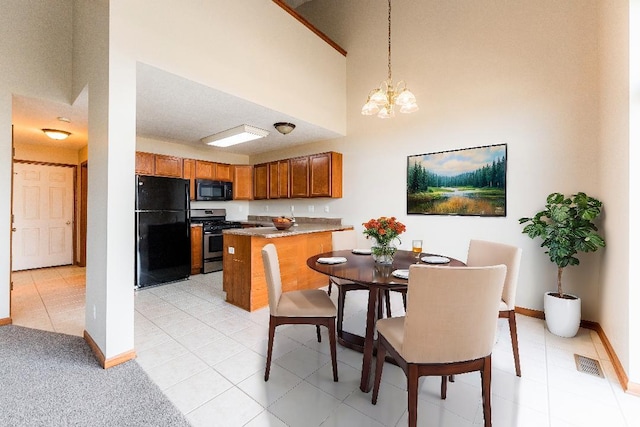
371 264 507 427
261 243 338 382
330 230 392 334
467 239 523 377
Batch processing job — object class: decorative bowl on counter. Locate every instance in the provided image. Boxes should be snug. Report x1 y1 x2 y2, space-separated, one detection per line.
272 216 294 230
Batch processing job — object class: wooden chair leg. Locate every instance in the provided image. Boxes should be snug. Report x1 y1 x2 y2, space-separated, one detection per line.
327 319 338 382
507 310 522 377
384 290 392 318
481 355 492 427
265 317 276 381
440 375 447 399
407 365 419 427
316 325 321 342
337 287 346 336
371 341 387 405
327 279 332 296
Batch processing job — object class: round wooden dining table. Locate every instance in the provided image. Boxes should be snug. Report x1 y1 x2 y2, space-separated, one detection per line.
307 249 465 392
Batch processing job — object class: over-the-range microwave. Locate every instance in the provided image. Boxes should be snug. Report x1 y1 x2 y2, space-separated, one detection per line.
195 179 233 201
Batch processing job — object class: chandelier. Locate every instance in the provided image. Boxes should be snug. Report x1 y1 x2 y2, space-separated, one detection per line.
361 0 418 118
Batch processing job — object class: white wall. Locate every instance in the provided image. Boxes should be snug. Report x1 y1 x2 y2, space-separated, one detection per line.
597 0 632 383
255 0 603 319
118 0 346 135
627 0 640 388
13 142 80 165
0 0 74 322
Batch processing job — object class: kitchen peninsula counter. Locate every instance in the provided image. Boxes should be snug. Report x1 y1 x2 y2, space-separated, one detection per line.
224 223 352 238
222 222 353 311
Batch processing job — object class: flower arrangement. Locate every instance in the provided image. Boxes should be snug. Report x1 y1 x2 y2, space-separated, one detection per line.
363 216 406 264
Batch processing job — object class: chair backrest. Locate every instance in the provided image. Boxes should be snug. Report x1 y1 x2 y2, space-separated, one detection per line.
466 239 522 310
402 265 506 363
261 243 283 315
332 229 358 251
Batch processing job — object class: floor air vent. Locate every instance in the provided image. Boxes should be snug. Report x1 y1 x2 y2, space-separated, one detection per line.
574 354 604 378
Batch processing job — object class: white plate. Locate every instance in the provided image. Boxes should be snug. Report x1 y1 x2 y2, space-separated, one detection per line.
392 269 409 279
316 257 348 265
352 248 372 255
421 256 450 264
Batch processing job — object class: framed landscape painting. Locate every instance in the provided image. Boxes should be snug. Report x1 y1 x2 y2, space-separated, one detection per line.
407 144 507 216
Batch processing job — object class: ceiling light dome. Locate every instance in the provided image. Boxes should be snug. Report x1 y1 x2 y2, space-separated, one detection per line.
274 122 296 135
42 129 71 140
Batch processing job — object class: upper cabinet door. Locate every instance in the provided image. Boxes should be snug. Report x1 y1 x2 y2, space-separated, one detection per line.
135 152 155 175
310 152 342 198
215 163 232 181
268 162 280 199
232 165 253 200
253 163 269 200
195 160 216 180
154 154 183 178
289 156 309 198
183 159 196 200
278 160 290 198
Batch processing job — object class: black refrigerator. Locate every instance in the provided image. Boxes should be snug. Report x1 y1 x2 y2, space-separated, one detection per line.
135 175 191 289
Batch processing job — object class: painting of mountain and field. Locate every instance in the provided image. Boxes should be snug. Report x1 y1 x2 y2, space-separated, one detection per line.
407 144 507 217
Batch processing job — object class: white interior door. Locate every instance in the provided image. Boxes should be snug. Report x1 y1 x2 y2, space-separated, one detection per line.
12 163 75 271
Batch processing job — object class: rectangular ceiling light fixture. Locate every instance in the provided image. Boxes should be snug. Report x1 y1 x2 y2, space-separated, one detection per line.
201 124 269 147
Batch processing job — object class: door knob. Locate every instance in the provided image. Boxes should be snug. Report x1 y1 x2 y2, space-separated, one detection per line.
11 227 16 232
66 221 71 225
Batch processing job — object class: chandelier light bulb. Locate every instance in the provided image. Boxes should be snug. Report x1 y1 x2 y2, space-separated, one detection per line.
361 100 380 116
395 88 416 106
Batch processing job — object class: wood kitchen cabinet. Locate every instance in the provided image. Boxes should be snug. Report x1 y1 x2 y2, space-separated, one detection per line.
195 160 232 182
190 224 203 275
268 160 290 199
232 165 253 200
253 163 269 200
195 160 216 180
310 152 342 198
215 163 232 181
154 154 183 178
223 230 338 311
135 152 155 175
289 156 309 198
135 152 183 178
183 159 196 200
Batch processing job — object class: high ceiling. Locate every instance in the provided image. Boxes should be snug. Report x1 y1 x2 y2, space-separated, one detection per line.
12 62 341 156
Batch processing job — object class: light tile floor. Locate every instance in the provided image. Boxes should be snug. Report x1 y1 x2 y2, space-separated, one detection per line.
10 266 640 426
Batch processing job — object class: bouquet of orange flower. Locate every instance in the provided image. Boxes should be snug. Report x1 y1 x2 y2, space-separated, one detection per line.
362 216 406 247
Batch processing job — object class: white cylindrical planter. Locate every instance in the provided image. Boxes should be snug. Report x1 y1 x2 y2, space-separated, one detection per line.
544 291 581 338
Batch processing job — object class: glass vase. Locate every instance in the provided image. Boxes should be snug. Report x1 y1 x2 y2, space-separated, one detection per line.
371 243 397 265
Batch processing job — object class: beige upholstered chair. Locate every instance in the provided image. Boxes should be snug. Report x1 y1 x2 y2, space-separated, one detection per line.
261 243 338 382
467 239 523 376
330 231 368 333
371 264 507 427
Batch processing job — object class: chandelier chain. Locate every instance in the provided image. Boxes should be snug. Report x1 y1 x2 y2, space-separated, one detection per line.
387 0 392 81
361 0 418 117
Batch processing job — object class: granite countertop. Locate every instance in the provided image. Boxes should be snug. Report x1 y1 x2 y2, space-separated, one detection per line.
224 223 353 238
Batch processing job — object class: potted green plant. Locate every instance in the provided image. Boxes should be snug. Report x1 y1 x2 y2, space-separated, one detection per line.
519 192 606 337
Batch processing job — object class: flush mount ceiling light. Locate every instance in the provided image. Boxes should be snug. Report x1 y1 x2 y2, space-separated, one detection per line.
274 122 296 135
201 124 270 147
361 0 418 118
42 129 71 140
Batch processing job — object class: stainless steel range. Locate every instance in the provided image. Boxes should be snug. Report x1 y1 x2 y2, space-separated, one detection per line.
190 208 242 273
